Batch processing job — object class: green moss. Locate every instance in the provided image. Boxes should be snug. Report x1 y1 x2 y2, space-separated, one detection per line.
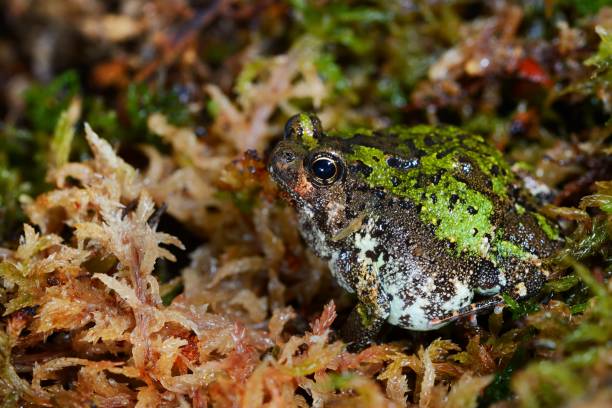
0 70 198 243
557 218 609 263
288 1 392 56
543 274 579 293
481 346 527 405
501 293 540 320
566 0 611 15
124 83 193 140
0 330 27 405
356 302 376 328
512 348 603 407
25 71 80 133
585 25 612 71
49 100 80 169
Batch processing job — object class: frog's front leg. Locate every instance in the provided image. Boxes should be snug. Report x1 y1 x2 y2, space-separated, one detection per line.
340 302 385 351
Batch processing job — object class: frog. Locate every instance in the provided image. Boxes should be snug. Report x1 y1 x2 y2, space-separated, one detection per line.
268 112 562 348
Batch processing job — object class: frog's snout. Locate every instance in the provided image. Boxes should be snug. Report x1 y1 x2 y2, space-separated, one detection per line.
268 142 302 186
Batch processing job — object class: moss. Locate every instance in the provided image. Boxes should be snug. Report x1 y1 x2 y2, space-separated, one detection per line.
501 293 540 320
0 1 609 406
356 302 375 328
25 71 80 134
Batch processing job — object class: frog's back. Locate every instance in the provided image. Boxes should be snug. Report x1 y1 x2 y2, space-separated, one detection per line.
327 125 559 264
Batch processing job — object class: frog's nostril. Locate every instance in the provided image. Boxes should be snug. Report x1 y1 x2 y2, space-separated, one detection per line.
282 151 296 163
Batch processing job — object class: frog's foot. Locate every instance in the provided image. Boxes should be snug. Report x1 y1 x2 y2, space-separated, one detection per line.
340 303 385 352
427 295 504 328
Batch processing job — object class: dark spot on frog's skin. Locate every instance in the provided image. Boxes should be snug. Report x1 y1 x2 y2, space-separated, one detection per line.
458 133 470 142
509 184 525 202
415 203 423 214
344 208 357 220
486 179 493 190
424 135 436 146
432 169 445 185
370 225 385 239
430 193 437 204
421 192 427 201
398 200 414 210
374 246 390 262
449 194 460 210
467 206 478 214
472 228 479 236
406 139 427 158
372 156 380 162
345 189 353 202
374 188 386 199
351 160 373 177
382 251 390 262
387 156 420 170
446 240 457 251
436 147 454 159
390 176 401 187
491 164 499 176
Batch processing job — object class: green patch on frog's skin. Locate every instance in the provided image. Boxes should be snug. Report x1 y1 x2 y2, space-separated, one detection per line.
348 144 495 257
342 126 528 261
494 238 533 262
533 212 561 241
289 112 321 149
346 125 515 196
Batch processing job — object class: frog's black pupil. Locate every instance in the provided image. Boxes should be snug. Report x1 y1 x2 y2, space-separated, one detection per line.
312 158 337 180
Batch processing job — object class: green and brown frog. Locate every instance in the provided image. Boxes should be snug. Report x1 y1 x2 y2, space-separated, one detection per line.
268 113 561 347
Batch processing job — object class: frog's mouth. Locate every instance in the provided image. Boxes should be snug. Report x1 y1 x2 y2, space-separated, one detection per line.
268 142 313 207
268 163 313 210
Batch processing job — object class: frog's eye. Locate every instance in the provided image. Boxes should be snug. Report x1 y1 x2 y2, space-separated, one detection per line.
307 153 344 186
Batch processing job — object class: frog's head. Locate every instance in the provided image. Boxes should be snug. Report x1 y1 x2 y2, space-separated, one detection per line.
268 113 357 232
